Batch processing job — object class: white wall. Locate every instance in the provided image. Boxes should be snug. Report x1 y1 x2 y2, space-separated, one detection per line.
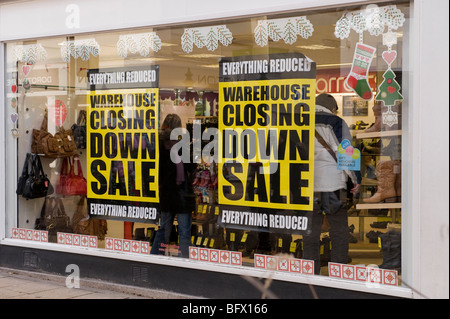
1 0 384 41
406 0 449 299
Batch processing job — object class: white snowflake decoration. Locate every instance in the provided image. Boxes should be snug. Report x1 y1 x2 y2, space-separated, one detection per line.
61 38 100 62
254 16 314 47
117 33 162 58
181 25 233 53
334 5 405 39
14 44 48 65
382 106 399 127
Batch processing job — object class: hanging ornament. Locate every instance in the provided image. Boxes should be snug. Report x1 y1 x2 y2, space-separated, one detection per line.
254 16 314 47
13 44 47 65
181 25 233 53
376 29 402 127
117 32 162 58
10 112 19 138
22 64 32 77
334 4 405 101
61 38 100 62
346 42 376 100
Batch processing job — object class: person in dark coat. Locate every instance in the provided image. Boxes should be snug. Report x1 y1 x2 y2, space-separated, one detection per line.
150 114 192 258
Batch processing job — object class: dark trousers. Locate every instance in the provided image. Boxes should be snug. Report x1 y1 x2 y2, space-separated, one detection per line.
302 191 349 275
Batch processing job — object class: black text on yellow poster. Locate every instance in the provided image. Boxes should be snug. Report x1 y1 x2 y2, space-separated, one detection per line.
218 53 316 233
219 79 316 210
87 88 159 222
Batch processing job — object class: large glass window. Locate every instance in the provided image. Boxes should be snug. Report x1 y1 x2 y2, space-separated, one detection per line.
5 2 409 287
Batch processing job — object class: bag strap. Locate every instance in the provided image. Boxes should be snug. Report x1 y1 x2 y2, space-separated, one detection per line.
77 111 86 126
72 155 84 177
20 153 31 178
40 109 48 131
315 130 337 162
31 154 46 178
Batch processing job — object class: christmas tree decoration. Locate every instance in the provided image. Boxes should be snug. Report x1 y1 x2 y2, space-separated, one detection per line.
61 38 100 62
375 69 403 107
335 4 405 104
13 44 47 65
346 43 376 100
334 5 405 40
117 33 162 58
181 25 233 53
254 16 314 47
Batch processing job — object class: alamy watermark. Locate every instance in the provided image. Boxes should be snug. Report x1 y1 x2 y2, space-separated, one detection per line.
65 264 80 288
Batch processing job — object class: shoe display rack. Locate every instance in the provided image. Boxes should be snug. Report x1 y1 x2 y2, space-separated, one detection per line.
351 128 402 252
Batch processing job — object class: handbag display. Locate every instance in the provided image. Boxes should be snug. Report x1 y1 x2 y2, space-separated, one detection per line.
57 155 87 196
35 197 72 241
31 109 78 158
71 110 87 149
17 153 53 199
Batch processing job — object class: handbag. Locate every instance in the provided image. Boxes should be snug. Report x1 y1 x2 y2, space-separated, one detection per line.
56 157 71 194
17 153 53 199
31 109 78 158
35 197 72 241
64 155 87 196
71 110 87 149
72 196 108 240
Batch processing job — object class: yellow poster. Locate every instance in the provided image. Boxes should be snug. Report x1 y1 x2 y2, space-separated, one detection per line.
217 53 316 222
218 79 315 211
87 88 159 205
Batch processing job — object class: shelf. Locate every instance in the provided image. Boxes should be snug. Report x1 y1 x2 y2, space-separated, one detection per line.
356 130 401 139
356 203 401 210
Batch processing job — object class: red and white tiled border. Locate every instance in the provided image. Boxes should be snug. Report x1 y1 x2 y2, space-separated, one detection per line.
12 228 48 242
254 254 314 275
328 262 398 286
57 232 98 248
189 247 242 266
105 237 150 255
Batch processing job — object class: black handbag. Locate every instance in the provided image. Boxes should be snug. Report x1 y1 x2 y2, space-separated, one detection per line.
71 110 86 149
17 153 53 199
35 197 72 242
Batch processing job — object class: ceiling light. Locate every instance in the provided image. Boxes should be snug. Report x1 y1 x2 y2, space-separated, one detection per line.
179 53 222 59
297 44 335 50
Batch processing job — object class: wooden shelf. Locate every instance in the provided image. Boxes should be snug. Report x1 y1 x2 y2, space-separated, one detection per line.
356 202 401 210
356 130 401 139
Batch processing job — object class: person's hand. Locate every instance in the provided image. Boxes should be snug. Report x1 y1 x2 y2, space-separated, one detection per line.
350 184 361 194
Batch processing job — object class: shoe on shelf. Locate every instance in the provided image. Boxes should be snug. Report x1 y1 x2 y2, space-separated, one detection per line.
366 230 382 243
370 221 390 229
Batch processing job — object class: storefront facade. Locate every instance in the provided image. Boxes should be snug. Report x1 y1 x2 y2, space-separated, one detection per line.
0 0 448 299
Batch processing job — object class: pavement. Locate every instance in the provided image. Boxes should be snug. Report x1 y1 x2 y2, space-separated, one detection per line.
0 266 196 299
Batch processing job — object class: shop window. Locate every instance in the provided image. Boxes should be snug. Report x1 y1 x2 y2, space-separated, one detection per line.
4 2 409 287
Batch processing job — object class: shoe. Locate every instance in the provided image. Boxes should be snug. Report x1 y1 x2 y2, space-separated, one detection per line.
363 161 397 203
370 221 389 229
349 233 358 243
366 230 382 243
348 224 355 233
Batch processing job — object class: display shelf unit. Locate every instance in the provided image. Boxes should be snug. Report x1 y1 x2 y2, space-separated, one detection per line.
356 129 401 139
356 202 401 210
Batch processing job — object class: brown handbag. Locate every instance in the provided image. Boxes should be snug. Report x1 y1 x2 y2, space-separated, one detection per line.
72 196 108 240
31 110 78 158
35 197 72 242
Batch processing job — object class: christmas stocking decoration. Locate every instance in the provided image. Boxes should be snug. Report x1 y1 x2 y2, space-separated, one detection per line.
346 43 376 100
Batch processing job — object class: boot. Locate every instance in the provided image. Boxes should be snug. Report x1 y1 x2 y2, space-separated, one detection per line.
379 231 401 269
365 102 383 133
363 160 397 203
